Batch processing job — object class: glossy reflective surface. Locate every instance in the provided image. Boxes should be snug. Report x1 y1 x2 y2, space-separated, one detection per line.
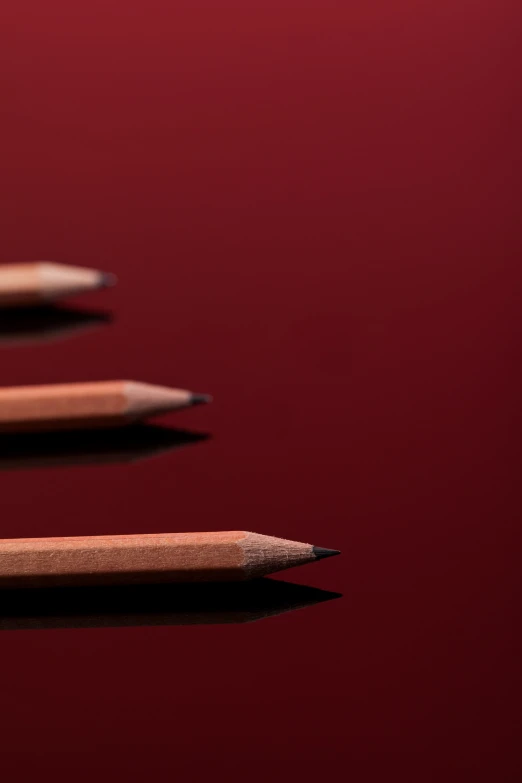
1 3 521 781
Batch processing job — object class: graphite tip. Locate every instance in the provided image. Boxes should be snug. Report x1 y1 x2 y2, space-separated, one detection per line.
313 546 341 561
190 393 213 406
99 272 118 289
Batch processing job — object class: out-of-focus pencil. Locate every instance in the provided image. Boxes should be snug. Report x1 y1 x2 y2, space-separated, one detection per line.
0 579 342 631
0 380 212 433
0 262 116 307
0 531 340 588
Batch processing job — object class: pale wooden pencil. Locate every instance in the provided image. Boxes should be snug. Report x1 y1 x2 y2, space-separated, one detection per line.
0 380 212 432
0 262 116 307
0 531 340 588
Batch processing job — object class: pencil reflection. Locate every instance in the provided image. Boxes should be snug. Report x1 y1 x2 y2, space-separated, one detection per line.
0 579 341 631
0 305 112 346
0 424 209 470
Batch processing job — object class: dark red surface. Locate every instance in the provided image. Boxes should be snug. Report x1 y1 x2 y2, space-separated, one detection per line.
1 2 521 780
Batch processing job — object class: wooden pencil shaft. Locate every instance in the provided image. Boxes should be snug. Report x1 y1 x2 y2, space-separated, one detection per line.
0 531 318 588
0 262 113 307
0 381 199 432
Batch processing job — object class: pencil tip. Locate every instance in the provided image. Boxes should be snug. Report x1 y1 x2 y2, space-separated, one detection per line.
99 272 118 289
190 393 213 406
313 546 341 561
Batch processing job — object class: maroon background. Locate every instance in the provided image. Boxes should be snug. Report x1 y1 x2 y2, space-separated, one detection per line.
1 2 521 780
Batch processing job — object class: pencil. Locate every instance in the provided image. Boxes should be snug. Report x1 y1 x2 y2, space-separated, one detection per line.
0 380 212 433
0 262 116 307
0 579 342 630
0 531 340 588
0 425 209 471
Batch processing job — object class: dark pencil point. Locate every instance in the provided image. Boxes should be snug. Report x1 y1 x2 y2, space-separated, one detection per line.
190 393 213 406
313 546 341 561
99 272 118 289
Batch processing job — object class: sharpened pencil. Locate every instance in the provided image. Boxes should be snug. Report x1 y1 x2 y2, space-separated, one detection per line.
0 531 341 588
0 380 212 433
0 262 116 307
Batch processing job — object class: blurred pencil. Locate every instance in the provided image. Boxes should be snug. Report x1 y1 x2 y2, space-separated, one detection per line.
0 262 116 307
0 579 342 631
0 380 212 433
0 531 340 588
0 425 209 471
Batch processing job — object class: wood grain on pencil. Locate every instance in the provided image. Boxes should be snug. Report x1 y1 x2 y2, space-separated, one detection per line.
0 381 211 432
0 262 116 307
0 531 340 588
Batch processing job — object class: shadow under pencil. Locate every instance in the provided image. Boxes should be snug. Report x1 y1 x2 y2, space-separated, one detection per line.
0 424 210 470
0 579 342 631
0 304 113 346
